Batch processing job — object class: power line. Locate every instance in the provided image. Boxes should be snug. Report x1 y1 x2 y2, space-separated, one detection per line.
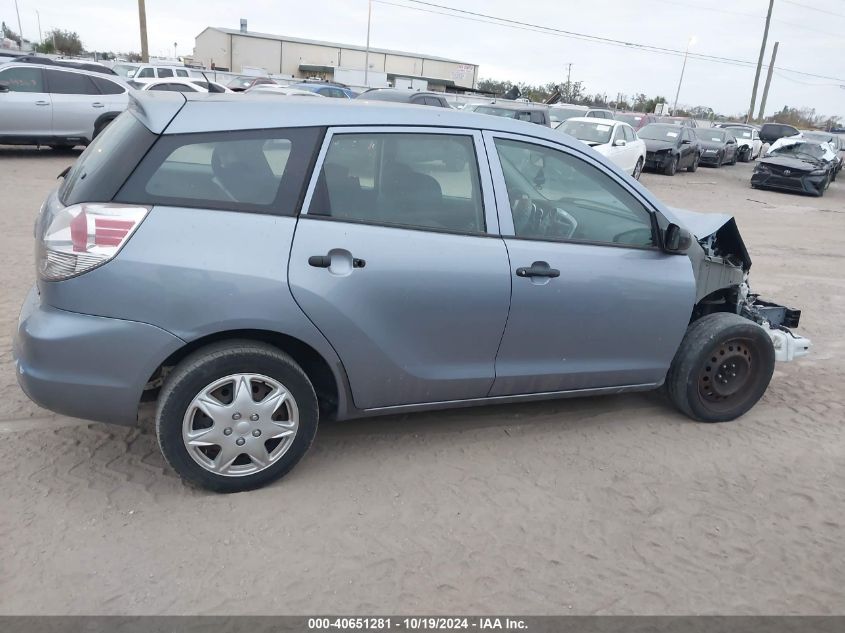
779 0 845 18
380 0 845 83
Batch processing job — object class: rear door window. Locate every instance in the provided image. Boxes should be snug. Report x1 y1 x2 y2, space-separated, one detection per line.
45 69 99 95
309 132 484 234
157 68 174 78
91 75 125 95
175 69 189 77
136 67 154 78
116 127 323 215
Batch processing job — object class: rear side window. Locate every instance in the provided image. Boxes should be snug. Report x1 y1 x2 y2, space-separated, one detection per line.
116 127 323 215
45 69 99 95
157 68 174 78
137 67 154 78
91 75 125 95
60 112 157 206
175 69 189 77
309 132 484 234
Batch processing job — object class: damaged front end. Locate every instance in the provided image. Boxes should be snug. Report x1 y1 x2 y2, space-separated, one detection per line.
669 207 811 362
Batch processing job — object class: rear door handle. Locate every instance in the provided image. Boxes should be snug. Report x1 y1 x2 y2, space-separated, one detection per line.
516 261 560 278
92 102 105 108
35 100 49 106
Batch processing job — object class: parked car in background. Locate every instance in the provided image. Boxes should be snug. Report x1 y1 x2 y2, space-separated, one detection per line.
639 123 700 175
465 101 550 126
657 116 697 127
290 82 355 98
759 122 801 145
14 94 810 492
189 78 233 93
549 104 588 127
116 64 197 82
752 139 836 196
356 88 450 107
694 127 740 167
584 108 614 119
718 124 764 162
134 78 209 93
558 117 646 178
614 112 658 131
17 55 118 76
245 84 324 97
0 61 128 149
226 75 278 92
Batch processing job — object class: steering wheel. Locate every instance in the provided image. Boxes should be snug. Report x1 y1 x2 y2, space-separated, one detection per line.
512 196 577 239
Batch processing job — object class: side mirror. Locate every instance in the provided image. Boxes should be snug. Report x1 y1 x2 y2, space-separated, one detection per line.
0 84 9 93
681 139 691 145
664 223 692 253
613 139 627 147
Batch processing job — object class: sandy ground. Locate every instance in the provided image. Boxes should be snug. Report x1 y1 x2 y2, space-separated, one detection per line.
0 146 843 615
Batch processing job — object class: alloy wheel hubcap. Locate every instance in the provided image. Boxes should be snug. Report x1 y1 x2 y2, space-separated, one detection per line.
182 373 299 477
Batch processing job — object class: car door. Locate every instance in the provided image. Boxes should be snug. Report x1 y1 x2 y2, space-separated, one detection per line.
679 128 695 167
44 68 103 140
484 131 695 396
288 127 511 410
0 66 51 137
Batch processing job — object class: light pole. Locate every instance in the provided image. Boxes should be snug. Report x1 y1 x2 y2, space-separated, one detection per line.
672 36 696 116
364 0 372 88
14 0 24 49
36 10 42 45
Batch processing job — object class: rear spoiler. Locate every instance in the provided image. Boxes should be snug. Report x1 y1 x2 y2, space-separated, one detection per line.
128 91 187 135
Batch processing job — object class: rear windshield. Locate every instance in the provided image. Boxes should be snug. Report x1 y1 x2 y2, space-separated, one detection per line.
116 127 323 215
59 112 157 206
550 107 587 123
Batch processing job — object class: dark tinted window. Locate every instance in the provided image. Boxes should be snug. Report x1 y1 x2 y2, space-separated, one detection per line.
0 66 44 92
136 67 154 78
495 138 653 247
310 133 484 234
60 112 157 206
91 75 125 95
45 69 99 94
174 69 189 77
148 83 172 91
117 127 322 215
157 68 174 78
530 111 546 125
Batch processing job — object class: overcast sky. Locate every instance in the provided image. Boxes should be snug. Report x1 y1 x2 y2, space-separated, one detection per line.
4 0 844 119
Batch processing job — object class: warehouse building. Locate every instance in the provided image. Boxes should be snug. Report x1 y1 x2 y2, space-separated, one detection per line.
193 26 478 91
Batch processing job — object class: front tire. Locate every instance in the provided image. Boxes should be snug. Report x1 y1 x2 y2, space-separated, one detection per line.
632 157 644 180
666 313 775 422
664 155 678 176
156 341 319 492
687 153 699 172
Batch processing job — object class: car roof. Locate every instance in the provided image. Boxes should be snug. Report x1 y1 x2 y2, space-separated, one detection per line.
130 92 589 146
563 116 623 125
0 61 127 82
475 101 548 111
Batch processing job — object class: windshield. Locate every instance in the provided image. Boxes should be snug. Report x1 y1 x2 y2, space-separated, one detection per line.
726 127 753 139
228 76 262 89
638 125 681 141
560 120 614 144
112 63 138 78
550 107 587 123
770 142 826 160
698 129 726 142
615 113 644 126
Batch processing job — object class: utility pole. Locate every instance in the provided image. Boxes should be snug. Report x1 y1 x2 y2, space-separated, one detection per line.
747 0 775 123
364 0 372 87
14 0 24 49
757 41 779 121
36 10 42 45
566 63 572 85
672 36 695 115
138 0 149 63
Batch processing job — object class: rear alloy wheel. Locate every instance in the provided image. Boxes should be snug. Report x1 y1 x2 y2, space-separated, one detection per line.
664 155 678 176
632 158 644 180
156 341 319 492
666 313 775 422
687 153 699 173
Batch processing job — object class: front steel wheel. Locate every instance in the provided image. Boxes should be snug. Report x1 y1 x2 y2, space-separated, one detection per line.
157 341 319 492
182 373 299 477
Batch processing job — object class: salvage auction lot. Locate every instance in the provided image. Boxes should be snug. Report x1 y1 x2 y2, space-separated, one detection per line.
1 146 843 614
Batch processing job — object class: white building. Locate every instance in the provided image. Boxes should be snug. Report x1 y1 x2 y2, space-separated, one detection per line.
193 26 478 91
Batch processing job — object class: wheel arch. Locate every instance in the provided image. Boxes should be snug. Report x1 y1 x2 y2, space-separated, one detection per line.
91 111 122 139
145 328 346 420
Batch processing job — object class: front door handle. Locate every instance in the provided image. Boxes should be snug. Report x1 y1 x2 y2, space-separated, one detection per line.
92 102 104 108
35 100 49 106
516 261 560 278
309 254 366 269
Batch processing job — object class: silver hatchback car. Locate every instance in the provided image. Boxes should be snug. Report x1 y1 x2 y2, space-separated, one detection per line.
14 93 811 492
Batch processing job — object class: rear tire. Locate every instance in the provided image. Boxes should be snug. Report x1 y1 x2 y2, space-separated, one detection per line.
156 341 319 492
632 157 644 180
666 313 775 422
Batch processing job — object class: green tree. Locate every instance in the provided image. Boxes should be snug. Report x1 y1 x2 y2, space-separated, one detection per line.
43 29 84 56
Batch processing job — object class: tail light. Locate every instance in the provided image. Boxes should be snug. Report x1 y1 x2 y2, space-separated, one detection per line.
38 203 150 281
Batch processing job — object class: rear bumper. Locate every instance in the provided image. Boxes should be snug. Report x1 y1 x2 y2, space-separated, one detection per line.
13 286 185 425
